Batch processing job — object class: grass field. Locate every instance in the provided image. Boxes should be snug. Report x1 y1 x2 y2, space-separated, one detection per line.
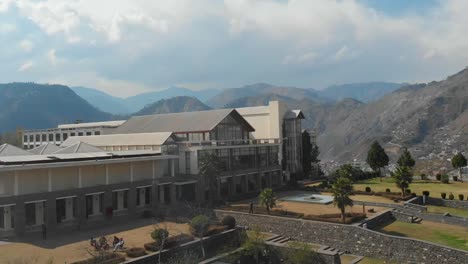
426 205 468 218
358 257 397 264
354 178 468 198
375 220 468 251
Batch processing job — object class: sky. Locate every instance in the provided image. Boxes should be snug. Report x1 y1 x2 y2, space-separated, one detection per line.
0 0 467 97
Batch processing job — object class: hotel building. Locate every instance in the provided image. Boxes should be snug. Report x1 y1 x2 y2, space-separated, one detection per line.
1 101 304 237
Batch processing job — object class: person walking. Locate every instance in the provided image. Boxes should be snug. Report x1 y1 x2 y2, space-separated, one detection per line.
249 201 254 214
41 223 47 240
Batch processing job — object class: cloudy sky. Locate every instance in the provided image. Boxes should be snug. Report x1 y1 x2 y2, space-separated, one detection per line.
0 0 467 97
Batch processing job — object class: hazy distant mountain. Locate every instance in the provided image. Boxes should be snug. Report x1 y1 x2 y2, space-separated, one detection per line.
0 83 112 132
125 86 219 113
224 93 299 108
316 68 468 164
134 96 211 116
320 82 404 102
71 86 130 114
206 83 326 108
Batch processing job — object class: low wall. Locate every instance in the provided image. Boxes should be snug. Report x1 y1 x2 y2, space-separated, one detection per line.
215 210 468 263
425 197 468 210
359 209 394 229
124 228 243 264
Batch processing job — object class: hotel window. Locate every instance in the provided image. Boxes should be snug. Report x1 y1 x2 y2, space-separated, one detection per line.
85 193 104 217
94 131 101 135
136 187 151 207
258 147 268 167
70 133 75 137
112 190 128 211
23 135 27 142
78 132 83 136
35 135 40 142
217 149 229 171
29 135 34 142
42 134 46 141
63 133 68 141
55 133 61 141
86 132 92 136
48 134 53 141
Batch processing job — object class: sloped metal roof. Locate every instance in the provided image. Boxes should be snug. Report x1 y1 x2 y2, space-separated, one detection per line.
61 132 174 147
29 143 62 155
0 144 33 156
53 142 104 154
58 120 126 129
113 109 254 134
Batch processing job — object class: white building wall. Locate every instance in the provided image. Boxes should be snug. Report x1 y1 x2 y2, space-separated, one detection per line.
0 172 14 196
51 167 79 191
133 161 153 181
108 163 131 184
18 169 48 195
81 165 106 187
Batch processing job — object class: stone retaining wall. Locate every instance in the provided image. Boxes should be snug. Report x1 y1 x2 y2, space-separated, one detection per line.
215 210 468 264
425 197 468 210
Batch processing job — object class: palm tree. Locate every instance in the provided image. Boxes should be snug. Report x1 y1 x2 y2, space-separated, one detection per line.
331 177 354 223
198 152 223 206
392 166 413 197
259 188 276 214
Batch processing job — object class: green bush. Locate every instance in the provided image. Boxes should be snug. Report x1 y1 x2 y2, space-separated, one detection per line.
441 174 449 184
222 215 236 229
365 186 371 193
459 194 464 201
436 174 442 181
405 189 411 194
126 247 146 258
420 173 427 180
385 188 391 193
422 190 430 197
453 176 458 182
448 193 454 200
441 192 447 199
190 215 210 237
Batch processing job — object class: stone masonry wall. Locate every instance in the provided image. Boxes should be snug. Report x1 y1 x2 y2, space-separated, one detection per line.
215 210 468 264
425 197 468 210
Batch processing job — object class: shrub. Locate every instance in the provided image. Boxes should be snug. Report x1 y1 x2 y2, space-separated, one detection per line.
459 194 464 201
411 193 416 197
151 228 169 244
126 247 146 258
441 192 447 199
190 215 210 237
441 174 449 184
422 191 430 197
436 174 442 181
385 188 391 193
165 234 194 248
222 215 236 229
448 193 454 200
365 186 371 193
405 189 411 194
453 176 458 182
420 173 427 180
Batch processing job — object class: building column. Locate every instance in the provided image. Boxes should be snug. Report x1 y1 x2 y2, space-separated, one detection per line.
159 185 165 204
14 201 25 237
128 187 137 218
46 198 56 233
241 175 248 193
170 184 177 205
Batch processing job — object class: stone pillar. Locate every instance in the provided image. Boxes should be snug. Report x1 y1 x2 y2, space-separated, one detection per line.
159 185 165 204
14 201 25 237
46 198 57 233
151 184 158 213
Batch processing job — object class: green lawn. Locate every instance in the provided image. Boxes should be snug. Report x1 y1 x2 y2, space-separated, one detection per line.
426 205 468 218
375 221 468 251
358 257 397 264
354 178 468 198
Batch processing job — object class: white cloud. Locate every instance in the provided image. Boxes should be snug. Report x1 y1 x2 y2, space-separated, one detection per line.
47 49 57 65
283 52 318 65
0 23 15 33
19 39 34 52
0 0 13 12
18 61 33 72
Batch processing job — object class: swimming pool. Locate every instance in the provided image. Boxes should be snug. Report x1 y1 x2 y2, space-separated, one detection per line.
280 193 334 205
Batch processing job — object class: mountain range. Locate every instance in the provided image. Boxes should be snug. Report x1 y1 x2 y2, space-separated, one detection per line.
2 70 464 171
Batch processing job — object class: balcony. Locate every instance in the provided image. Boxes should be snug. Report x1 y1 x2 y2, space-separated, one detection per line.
177 138 281 148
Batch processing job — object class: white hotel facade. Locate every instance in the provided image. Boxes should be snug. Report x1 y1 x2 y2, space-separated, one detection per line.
0 101 304 237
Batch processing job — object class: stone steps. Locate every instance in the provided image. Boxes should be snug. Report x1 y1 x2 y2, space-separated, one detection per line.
266 234 290 244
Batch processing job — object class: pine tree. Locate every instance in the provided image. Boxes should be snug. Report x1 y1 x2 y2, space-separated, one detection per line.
366 141 389 181
397 148 415 168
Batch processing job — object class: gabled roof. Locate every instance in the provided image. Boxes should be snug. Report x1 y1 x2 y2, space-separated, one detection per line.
29 143 62 155
284 110 305 119
113 109 255 134
61 132 174 147
53 142 104 154
0 144 33 156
